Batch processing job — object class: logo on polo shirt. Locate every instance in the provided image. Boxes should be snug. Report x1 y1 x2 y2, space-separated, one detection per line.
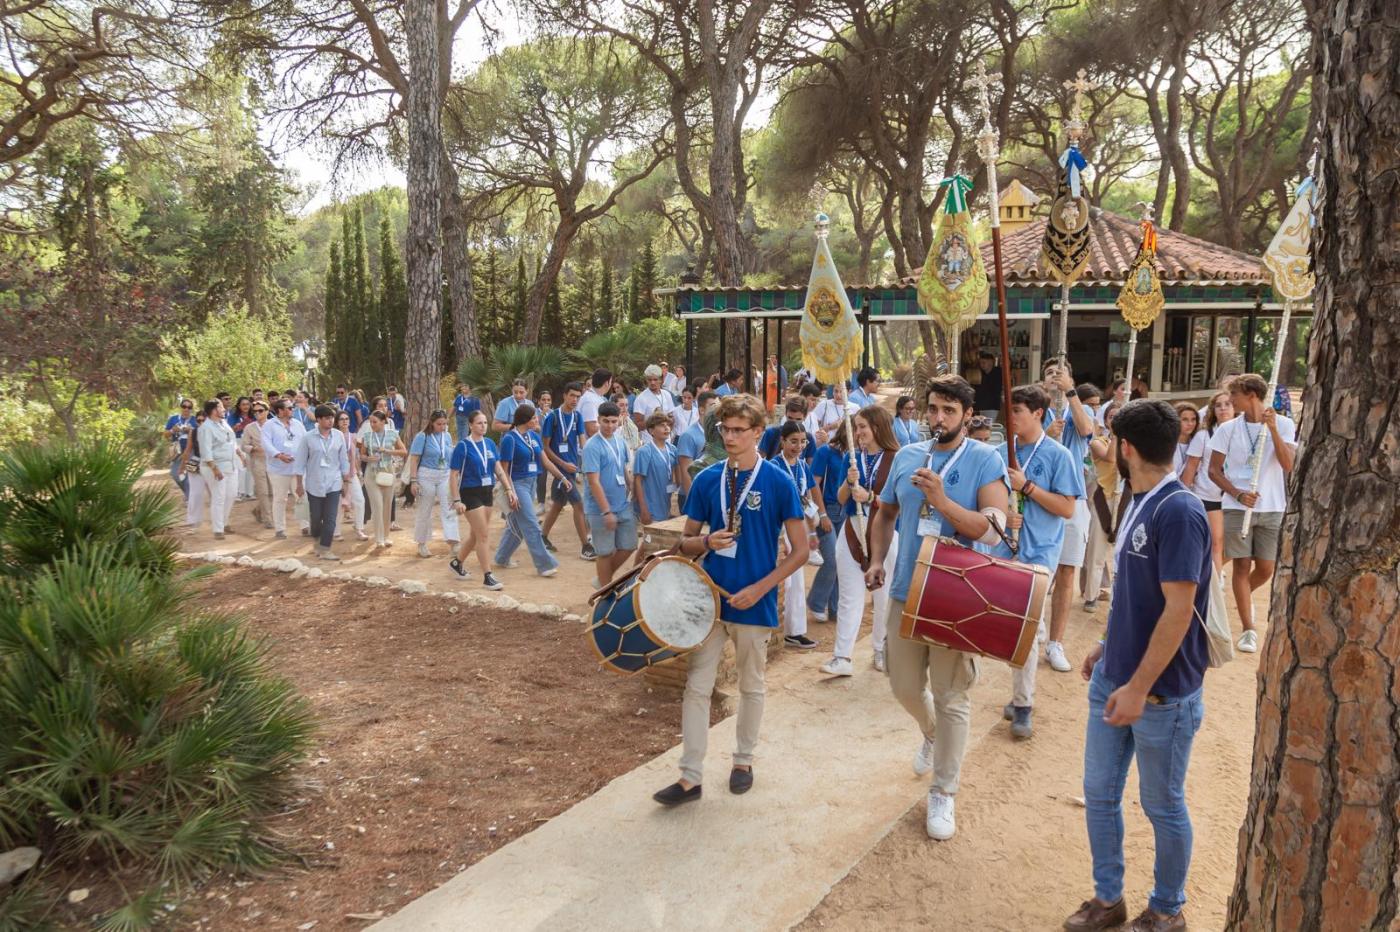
745 491 763 511
947 470 961 486
1031 463 1045 479
1131 522 1148 553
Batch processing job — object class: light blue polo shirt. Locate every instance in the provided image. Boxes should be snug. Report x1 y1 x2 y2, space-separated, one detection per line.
1043 402 1091 497
581 432 630 517
676 422 706 460
684 460 804 628
878 438 1008 603
495 396 524 426
634 440 676 521
409 430 455 470
992 435 1079 570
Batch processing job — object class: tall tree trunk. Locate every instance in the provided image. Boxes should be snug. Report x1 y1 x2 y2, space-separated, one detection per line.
521 218 579 346
402 0 444 440
1227 0 1400 926
1165 59 1192 231
441 167 480 363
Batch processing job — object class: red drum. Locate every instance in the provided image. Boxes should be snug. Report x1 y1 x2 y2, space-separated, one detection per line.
899 536 1051 669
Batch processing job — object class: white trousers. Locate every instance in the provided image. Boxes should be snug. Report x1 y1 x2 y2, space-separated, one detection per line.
200 464 233 534
237 458 253 498
185 467 207 527
1010 588 1050 707
268 472 296 534
833 524 898 661
413 466 460 544
1084 493 1117 598
783 570 807 636
346 475 366 531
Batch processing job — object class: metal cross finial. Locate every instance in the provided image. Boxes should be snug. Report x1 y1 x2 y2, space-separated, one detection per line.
1062 68 1097 144
970 60 1001 129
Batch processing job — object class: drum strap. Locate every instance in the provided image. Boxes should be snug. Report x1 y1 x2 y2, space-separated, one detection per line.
844 452 895 570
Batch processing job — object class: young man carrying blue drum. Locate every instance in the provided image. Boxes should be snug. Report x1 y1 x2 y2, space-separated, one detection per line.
863 375 1009 841
653 394 809 806
996 385 1079 740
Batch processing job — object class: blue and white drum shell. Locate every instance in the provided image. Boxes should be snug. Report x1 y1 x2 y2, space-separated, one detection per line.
587 555 720 675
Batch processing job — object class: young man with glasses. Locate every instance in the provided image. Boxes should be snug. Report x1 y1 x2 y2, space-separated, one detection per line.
652 393 808 807
164 400 197 499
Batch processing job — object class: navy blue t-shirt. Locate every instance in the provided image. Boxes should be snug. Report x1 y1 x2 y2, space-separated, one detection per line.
1104 479 1212 697
684 459 804 628
811 444 847 511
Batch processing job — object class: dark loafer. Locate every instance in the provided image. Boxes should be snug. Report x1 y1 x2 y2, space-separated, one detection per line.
1127 908 1186 931
652 782 701 807
1064 898 1128 931
729 767 754 795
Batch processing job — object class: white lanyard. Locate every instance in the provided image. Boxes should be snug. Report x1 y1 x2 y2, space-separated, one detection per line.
513 429 534 460
602 434 626 469
1114 472 1178 565
317 431 336 464
780 455 806 496
1233 420 1265 463
1015 433 1048 474
563 410 578 441
470 437 490 473
925 437 970 477
719 458 765 530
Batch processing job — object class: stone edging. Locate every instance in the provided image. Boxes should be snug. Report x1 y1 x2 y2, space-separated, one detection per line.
180 551 585 625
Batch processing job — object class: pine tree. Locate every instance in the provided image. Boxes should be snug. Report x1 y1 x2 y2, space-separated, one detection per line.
511 253 528 341
325 240 344 383
378 215 408 388
634 239 659 320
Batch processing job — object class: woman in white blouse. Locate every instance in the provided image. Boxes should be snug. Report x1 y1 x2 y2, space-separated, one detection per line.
197 399 245 539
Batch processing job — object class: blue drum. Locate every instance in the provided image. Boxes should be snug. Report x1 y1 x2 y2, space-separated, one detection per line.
587 555 720 674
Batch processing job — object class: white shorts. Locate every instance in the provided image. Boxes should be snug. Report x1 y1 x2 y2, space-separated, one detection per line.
1056 498 1090 568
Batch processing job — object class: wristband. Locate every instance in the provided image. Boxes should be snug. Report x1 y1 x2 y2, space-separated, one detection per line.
703 533 712 551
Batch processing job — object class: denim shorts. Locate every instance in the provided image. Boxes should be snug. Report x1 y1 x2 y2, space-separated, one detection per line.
587 511 638 556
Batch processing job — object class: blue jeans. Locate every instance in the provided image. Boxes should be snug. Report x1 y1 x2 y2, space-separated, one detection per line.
807 510 845 616
1084 664 1204 916
307 489 341 550
455 414 470 443
494 481 559 574
170 455 189 500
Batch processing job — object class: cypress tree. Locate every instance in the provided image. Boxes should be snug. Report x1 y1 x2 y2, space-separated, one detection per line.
350 205 372 388
542 277 564 349
511 253 527 341
627 265 640 322
598 259 614 331
474 246 500 349
635 239 659 320
325 240 344 383
379 215 408 388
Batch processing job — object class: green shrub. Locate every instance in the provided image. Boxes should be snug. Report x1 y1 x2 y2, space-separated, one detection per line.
0 442 313 924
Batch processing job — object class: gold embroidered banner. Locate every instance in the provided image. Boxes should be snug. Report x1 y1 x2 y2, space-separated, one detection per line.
800 213 863 383
916 176 989 331
1116 220 1164 331
1263 179 1316 302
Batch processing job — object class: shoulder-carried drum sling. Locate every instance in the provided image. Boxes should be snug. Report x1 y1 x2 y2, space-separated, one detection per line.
587 554 720 675
899 535 1051 668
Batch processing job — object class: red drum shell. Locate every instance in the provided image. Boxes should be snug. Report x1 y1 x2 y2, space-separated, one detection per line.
899 536 1051 669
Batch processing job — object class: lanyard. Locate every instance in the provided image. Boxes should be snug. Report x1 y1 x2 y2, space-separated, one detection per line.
1114 472 1178 565
720 458 765 533
1233 419 1266 464
563 410 578 441
602 434 626 470
317 431 337 462
470 437 490 473
780 455 806 496
369 429 392 463
858 450 884 489
513 429 535 464
1015 433 1048 474
922 438 970 517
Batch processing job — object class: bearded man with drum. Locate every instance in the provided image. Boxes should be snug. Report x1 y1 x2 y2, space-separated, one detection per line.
653 394 809 807
864 375 1009 840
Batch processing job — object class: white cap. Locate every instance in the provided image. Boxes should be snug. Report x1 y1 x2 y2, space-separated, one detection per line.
644 364 663 378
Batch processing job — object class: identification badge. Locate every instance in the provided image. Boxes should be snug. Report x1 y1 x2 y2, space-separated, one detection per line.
804 500 820 520
715 543 738 559
527 462 537 474
918 516 941 537
559 443 569 453
319 457 331 469
616 473 626 486
666 482 679 494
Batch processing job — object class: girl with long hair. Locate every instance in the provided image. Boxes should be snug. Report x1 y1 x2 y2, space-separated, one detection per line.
823 406 901 676
359 410 407 548
1173 403 1200 474
495 403 572 576
335 410 370 541
449 409 511 590
407 409 462 557
1181 390 1235 570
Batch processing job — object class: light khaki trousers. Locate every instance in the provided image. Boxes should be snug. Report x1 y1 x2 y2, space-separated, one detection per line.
679 621 771 785
885 598 980 796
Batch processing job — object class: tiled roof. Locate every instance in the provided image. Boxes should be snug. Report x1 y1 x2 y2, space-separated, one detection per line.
899 208 1266 286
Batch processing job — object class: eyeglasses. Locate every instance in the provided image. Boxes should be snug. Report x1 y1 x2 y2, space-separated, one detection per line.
253 407 267 414
718 425 759 436
969 416 992 429
180 405 192 410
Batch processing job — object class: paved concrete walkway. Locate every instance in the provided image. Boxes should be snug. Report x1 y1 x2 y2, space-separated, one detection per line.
373 638 1017 932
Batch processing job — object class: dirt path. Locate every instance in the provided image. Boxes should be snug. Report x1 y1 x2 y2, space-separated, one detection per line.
799 581 1265 931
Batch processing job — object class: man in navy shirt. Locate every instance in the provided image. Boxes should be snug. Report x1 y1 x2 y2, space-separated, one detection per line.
759 397 816 462
333 385 368 433
652 393 807 807
540 382 596 561
1065 400 1211 932
453 383 481 440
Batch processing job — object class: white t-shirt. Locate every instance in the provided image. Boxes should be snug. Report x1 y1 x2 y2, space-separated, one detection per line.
812 398 858 430
1185 429 1222 502
662 373 681 395
1207 414 1296 512
578 388 606 428
633 387 676 422
672 404 698 436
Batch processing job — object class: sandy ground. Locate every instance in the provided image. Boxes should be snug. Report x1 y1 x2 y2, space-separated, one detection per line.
799 580 1266 931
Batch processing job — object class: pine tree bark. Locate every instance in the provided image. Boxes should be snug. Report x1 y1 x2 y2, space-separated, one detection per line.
401 0 444 440
441 163 480 364
1227 1 1400 926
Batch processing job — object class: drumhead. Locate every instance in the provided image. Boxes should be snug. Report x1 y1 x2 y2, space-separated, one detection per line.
637 558 717 650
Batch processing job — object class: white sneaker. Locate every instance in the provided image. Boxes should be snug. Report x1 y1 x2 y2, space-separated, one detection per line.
1046 641 1072 673
540 567 558 578
807 550 824 566
1238 629 1259 652
925 790 956 840
417 543 432 558
913 735 936 775
820 656 854 677
872 647 886 672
